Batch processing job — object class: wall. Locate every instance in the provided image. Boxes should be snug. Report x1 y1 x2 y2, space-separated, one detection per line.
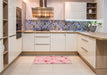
104 0 107 33
22 1 26 31
48 0 65 20
23 0 94 20
94 0 104 32
16 0 23 8
23 0 39 20
95 0 104 20
25 20 97 32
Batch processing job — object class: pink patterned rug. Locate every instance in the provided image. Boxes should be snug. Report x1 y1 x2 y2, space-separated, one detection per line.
34 56 71 64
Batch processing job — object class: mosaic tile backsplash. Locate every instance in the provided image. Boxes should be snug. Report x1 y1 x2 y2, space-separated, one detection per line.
25 20 90 31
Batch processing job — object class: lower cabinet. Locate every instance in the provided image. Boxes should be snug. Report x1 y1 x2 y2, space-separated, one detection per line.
22 33 78 52
0 40 3 73
78 35 96 68
66 34 77 51
35 33 50 51
51 33 66 51
22 33 35 51
16 38 22 54
8 36 17 64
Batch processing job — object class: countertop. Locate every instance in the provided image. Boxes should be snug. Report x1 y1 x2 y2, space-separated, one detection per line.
22 31 107 40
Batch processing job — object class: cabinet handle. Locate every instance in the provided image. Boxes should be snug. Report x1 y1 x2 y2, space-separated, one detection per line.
81 38 88 42
9 34 16 37
81 47 88 52
36 43 49 45
35 36 49 38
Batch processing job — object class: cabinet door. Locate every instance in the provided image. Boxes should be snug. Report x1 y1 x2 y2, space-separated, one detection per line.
0 0 3 38
65 2 86 19
22 33 35 51
8 36 17 64
0 40 3 72
51 33 66 51
8 0 16 36
88 37 96 68
66 34 77 51
16 38 22 54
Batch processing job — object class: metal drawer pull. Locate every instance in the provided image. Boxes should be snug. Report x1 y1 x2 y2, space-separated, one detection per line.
81 38 88 42
36 43 49 45
81 47 88 52
35 36 49 38
9 34 16 37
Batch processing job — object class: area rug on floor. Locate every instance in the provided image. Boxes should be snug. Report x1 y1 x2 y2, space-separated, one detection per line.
34 56 71 64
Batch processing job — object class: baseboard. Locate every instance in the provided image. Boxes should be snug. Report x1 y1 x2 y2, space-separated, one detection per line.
78 53 96 73
96 68 107 74
0 52 22 75
21 51 78 56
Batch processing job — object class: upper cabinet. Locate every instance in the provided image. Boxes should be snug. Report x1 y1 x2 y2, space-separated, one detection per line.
8 0 16 36
65 2 86 20
0 0 3 38
87 3 97 19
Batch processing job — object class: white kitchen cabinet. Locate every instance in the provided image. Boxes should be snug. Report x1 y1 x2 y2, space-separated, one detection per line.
35 33 50 51
0 52 3 73
0 0 3 39
78 35 96 68
0 40 3 73
51 33 66 51
66 34 77 51
8 0 16 36
87 37 96 68
65 2 86 19
8 36 17 64
22 33 35 51
16 38 22 54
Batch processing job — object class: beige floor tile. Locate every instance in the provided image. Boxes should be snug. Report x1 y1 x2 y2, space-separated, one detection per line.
2 56 96 75
29 72 53 75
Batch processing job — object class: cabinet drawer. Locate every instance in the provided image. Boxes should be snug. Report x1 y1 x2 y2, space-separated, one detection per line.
35 45 50 51
35 37 50 44
35 33 50 37
80 46 89 55
79 35 89 45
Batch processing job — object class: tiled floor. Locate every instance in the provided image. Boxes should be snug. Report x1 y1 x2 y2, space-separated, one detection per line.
2 55 96 75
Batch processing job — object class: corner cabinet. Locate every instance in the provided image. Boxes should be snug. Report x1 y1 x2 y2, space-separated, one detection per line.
51 33 66 51
65 2 86 19
78 34 96 68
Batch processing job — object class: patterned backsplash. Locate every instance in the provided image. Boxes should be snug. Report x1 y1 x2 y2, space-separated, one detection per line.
25 20 90 31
